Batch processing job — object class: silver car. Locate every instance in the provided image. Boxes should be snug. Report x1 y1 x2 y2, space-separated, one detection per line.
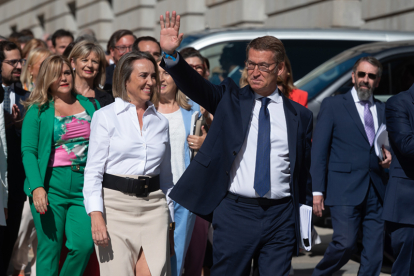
296 40 414 125
179 28 414 84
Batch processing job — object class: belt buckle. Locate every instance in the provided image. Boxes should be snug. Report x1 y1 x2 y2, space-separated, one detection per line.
137 176 150 197
71 164 80 172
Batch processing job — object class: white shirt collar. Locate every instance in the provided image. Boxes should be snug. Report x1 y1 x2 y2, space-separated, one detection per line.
351 87 374 105
254 87 282 104
114 97 161 119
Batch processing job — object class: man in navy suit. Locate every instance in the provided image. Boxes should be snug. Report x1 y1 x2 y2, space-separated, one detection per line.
103 30 136 91
312 57 391 275
383 83 414 275
159 11 313 276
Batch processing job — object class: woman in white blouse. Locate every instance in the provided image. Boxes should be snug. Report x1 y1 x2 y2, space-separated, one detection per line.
83 51 174 276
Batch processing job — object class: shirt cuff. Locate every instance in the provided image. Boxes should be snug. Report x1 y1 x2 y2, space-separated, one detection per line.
84 196 103 215
163 54 180 68
313 192 323 196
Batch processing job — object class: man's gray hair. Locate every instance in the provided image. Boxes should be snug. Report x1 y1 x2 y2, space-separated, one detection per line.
352 56 383 78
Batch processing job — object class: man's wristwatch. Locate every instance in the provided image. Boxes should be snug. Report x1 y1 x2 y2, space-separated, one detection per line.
162 50 177 61
169 222 175 231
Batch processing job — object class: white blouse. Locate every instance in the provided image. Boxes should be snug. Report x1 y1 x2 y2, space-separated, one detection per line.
83 98 174 221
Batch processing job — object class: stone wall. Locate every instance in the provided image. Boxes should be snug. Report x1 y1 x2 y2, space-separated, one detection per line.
0 0 412 50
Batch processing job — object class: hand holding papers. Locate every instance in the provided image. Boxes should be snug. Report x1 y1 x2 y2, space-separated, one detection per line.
374 124 390 160
299 204 321 251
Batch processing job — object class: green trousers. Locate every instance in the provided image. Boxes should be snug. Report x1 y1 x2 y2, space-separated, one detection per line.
30 166 94 276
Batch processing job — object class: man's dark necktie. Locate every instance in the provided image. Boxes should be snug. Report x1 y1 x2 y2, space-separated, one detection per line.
254 97 271 197
3 86 11 114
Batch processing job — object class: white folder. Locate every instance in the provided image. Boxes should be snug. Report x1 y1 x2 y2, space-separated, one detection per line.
374 123 390 160
299 204 321 251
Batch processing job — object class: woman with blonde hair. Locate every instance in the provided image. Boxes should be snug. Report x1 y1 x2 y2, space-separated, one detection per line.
21 38 47 58
152 58 200 276
84 51 174 276
20 47 51 91
21 55 98 276
9 47 51 276
68 40 114 108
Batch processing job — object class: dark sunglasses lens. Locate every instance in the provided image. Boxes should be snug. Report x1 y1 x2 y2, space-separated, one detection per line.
357 72 366 78
368 73 377 80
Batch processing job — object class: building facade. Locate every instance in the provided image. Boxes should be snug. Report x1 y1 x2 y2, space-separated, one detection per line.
0 0 413 50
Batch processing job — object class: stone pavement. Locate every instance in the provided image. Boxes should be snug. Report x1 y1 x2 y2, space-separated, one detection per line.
291 227 389 276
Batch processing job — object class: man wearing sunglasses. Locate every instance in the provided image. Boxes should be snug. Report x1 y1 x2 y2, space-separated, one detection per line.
0 40 30 275
312 56 391 275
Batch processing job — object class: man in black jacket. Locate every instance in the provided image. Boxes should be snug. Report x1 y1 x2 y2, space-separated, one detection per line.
0 41 29 275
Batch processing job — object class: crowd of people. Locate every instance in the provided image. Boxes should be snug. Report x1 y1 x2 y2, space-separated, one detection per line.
0 9 414 276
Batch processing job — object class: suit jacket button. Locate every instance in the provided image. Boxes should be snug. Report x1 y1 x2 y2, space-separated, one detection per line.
226 171 229 175
233 151 237 156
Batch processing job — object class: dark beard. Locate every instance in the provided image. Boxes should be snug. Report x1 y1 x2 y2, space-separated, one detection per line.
355 81 374 101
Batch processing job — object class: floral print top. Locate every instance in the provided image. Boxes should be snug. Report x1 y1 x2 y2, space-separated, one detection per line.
48 111 91 167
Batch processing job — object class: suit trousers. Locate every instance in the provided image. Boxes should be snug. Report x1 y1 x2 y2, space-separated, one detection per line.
171 202 196 276
30 167 94 276
386 221 414 275
313 184 384 276
211 194 295 276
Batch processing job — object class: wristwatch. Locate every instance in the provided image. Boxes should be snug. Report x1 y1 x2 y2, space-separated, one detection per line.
169 222 175 231
162 50 177 61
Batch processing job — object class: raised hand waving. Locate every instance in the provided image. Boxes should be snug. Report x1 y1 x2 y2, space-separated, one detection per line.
160 11 184 55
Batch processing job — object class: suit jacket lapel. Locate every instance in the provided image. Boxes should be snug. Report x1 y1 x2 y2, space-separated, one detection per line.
43 102 55 148
239 86 256 136
343 91 369 144
282 95 298 179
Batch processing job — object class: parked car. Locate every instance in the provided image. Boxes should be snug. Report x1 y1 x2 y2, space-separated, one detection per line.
179 28 414 85
296 40 414 126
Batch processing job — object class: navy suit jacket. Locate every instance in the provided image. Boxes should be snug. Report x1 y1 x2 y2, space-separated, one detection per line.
103 64 115 91
5 83 29 202
161 54 313 250
311 90 387 206
383 84 414 225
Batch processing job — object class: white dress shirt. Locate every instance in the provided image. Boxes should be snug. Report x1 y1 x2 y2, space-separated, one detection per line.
83 98 174 221
313 87 379 196
229 89 291 199
2 84 15 112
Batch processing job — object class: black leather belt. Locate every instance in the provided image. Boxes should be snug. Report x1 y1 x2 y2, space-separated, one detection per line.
226 192 291 206
102 173 160 197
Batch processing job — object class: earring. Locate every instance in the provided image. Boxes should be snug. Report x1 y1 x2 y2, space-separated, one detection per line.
30 74 33 82
73 68 75 71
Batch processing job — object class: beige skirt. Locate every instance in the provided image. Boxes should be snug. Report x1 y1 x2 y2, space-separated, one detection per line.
96 176 171 276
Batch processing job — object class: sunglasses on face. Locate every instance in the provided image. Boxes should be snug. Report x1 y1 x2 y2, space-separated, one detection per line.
357 71 377 80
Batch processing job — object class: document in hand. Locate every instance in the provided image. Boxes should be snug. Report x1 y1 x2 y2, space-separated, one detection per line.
299 204 320 251
374 124 390 160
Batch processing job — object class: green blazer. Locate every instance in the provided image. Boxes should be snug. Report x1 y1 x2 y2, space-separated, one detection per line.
21 94 98 197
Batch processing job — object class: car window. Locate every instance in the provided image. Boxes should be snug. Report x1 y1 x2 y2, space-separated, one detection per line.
198 40 372 87
296 53 369 100
331 54 414 102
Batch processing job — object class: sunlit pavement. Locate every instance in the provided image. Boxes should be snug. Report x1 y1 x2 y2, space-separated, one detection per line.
291 227 389 276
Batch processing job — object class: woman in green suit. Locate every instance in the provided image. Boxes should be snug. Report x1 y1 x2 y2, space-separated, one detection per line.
21 55 96 276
